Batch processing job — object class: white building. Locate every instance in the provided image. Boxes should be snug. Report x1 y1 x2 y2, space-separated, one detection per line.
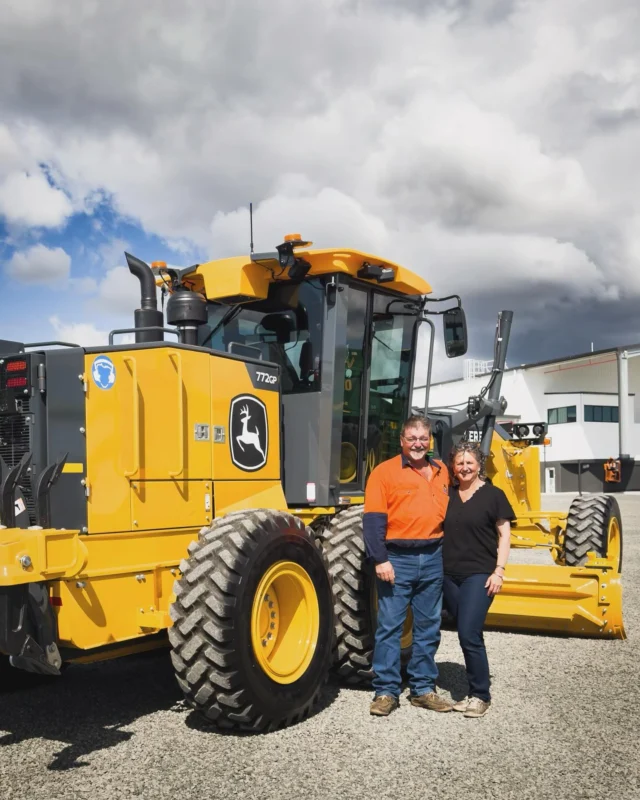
413 345 640 493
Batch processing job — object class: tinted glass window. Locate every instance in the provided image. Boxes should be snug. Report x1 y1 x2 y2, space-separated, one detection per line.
198 280 323 394
548 405 576 425
339 287 368 485
366 295 415 476
584 405 619 423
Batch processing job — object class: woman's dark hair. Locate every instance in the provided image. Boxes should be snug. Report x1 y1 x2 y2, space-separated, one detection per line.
448 440 486 485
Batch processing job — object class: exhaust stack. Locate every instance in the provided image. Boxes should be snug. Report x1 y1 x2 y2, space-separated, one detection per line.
125 253 164 343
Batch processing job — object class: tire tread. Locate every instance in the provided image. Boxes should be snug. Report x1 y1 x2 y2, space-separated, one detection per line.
169 509 331 731
564 493 621 568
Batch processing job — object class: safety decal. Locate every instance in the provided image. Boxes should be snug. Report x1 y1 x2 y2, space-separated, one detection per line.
229 394 268 471
91 355 116 390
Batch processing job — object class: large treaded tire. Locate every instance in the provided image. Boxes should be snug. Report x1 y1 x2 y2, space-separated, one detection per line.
564 494 623 571
319 505 410 686
168 509 334 732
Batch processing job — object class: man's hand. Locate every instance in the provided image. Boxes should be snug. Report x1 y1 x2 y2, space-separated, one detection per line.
375 561 395 584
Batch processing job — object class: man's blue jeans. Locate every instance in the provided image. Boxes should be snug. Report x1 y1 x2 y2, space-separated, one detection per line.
372 541 443 699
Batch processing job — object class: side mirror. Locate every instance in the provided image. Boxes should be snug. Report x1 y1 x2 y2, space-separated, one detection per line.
443 307 468 358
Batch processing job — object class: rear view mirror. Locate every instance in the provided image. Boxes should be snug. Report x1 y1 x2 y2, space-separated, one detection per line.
443 307 468 358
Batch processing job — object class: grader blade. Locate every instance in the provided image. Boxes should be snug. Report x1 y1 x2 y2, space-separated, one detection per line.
486 563 625 639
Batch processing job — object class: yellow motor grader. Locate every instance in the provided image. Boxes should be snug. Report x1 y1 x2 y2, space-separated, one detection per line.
0 235 624 730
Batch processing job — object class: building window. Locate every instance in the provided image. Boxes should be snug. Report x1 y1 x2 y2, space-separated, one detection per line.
548 405 577 425
584 405 619 423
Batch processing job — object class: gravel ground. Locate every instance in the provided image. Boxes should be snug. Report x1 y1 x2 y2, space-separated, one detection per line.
1 493 638 800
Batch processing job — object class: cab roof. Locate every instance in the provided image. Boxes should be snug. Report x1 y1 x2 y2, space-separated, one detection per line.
157 241 431 303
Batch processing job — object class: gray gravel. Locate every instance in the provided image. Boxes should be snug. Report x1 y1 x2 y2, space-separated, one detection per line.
1 493 638 800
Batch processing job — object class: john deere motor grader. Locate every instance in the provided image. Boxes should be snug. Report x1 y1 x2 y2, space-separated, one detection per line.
0 235 624 731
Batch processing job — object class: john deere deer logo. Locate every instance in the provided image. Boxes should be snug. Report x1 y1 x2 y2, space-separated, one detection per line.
229 395 268 471
237 404 266 458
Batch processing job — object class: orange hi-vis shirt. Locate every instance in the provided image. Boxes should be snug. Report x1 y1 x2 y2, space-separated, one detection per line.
363 454 450 564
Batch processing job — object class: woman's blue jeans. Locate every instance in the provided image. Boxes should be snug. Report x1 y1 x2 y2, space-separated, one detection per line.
372 542 443 699
443 573 494 702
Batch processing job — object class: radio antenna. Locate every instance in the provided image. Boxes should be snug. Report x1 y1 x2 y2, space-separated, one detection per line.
249 202 254 254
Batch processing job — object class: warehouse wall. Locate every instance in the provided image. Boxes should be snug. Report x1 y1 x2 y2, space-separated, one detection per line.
541 459 640 493
543 391 636 462
417 348 640 463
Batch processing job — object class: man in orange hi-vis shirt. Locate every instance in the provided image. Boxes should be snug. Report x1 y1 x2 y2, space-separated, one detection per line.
365 414 452 717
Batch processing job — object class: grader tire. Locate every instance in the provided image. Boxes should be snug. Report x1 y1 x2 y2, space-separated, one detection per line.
320 505 411 686
564 494 623 571
168 509 334 732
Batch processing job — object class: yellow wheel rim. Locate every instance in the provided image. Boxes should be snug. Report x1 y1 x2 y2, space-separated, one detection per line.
366 448 377 478
607 515 622 570
340 442 358 483
251 560 320 684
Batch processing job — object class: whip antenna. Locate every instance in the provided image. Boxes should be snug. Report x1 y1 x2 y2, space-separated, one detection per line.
249 202 254 254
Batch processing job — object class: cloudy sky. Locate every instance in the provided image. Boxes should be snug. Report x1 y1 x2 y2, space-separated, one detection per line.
1 0 639 381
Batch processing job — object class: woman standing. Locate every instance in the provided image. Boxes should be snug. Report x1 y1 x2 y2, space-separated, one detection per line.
442 440 514 718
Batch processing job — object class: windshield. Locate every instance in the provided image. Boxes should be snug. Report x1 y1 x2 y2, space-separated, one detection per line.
198 280 324 394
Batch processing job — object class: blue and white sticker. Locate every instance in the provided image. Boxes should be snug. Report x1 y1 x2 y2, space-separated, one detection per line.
91 355 116 390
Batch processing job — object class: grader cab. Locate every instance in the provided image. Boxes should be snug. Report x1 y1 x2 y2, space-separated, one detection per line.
0 235 625 731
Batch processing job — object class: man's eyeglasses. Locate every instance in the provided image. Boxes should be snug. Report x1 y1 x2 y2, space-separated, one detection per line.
402 436 431 444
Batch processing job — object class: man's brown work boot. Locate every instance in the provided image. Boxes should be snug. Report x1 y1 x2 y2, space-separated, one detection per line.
370 695 399 716
410 691 453 712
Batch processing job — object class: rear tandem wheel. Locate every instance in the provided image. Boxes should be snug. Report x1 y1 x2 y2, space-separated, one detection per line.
319 505 412 685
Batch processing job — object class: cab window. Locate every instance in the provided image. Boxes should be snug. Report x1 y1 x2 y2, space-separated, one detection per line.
198 281 323 394
366 294 415 473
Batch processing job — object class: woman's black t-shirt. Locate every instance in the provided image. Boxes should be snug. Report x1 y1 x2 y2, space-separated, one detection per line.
443 482 515 575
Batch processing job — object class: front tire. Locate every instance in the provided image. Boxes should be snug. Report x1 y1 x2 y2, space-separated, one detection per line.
564 494 623 571
169 509 334 731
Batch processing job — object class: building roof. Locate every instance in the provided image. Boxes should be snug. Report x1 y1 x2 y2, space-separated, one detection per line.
416 342 640 391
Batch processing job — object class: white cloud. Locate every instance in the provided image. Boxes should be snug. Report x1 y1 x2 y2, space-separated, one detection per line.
364 92 597 235
93 265 144 315
1 0 640 363
5 244 71 283
0 125 73 228
49 316 108 347
49 315 137 347
0 170 72 228
211 178 390 256
210 185 617 302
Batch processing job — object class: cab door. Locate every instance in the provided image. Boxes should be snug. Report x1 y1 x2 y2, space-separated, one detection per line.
337 285 418 492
